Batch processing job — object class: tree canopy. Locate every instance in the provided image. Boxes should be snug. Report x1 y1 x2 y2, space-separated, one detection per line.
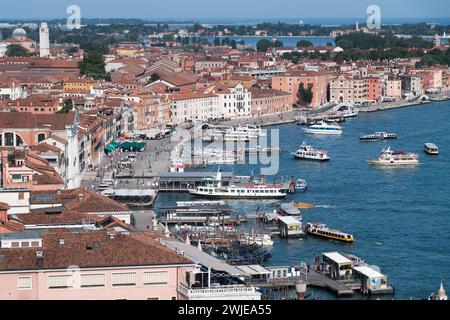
79 51 111 81
256 39 284 52
6 44 29 57
297 83 314 107
297 40 313 47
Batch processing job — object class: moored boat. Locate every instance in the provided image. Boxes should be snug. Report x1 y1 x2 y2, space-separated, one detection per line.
305 222 355 243
294 179 308 192
188 171 287 199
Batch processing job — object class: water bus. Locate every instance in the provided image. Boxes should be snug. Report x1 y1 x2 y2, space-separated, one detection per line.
368 147 420 166
188 171 287 199
305 222 355 243
291 142 330 161
360 132 398 141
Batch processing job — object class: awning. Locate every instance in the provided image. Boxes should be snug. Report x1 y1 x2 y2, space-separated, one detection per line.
104 145 117 152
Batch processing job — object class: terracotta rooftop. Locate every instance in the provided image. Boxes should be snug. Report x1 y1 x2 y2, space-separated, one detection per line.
30 188 130 213
0 112 76 130
0 230 192 271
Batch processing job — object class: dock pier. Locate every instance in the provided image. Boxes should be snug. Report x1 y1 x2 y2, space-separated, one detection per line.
306 271 355 296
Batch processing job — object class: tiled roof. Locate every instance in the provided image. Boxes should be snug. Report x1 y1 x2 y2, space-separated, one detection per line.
0 230 192 271
12 210 98 226
0 112 76 130
30 188 130 213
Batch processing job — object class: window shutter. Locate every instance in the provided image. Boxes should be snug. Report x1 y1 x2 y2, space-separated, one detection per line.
81 274 106 288
48 275 73 289
143 271 169 285
17 276 32 290
112 272 136 286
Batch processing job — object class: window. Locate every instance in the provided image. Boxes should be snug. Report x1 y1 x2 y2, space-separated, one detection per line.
17 276 32 290
147 297 160 300
18 193 24 200
81 274 106 288
112 272 136 287
143 271 168 285
48 275 73 289
37 133 46 143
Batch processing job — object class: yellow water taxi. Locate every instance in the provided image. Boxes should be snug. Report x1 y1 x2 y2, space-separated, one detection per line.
291 202 315 210
305 222 354 243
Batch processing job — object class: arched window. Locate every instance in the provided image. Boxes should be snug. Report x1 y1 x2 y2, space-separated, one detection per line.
1 132 25 147
37 133 46 143
4 133 14 146
16 134 24 147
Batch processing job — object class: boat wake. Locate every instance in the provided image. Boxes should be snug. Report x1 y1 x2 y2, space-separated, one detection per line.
315 204 337 209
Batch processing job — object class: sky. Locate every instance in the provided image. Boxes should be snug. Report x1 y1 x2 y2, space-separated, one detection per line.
1 0 450 20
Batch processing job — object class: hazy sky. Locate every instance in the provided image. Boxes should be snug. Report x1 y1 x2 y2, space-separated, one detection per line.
1 0 450 20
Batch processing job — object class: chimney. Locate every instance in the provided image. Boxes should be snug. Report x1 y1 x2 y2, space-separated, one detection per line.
1 151 9 188
0 202 10 224
36 251 44 269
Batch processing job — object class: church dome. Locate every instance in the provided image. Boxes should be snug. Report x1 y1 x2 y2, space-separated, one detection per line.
12 27 27 39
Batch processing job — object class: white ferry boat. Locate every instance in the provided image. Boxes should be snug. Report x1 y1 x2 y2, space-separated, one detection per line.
176 200 226 207
291 142 330 161
333 104 359 118
303 121 343 135
209 125 264 141
244 146 281 154
368 147 420 166
360 132 398 141
234 125 265 137
188 171 287 199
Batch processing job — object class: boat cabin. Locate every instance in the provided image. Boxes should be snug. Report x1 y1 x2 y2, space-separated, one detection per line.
278 216 304 238
322 252 354 279
353 266 389 294
278 203 301 217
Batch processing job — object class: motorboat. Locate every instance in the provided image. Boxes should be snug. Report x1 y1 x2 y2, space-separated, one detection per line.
303 121 343 135
291 142 330 161
294 179 308 192
424 143 439 155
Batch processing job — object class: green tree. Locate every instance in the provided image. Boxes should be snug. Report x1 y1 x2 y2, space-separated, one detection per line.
58 99 74 113
79 51 111 81
256 39 273 52
297 40 313 47
297 83 313 107
256 39 284 52
6 44 29 57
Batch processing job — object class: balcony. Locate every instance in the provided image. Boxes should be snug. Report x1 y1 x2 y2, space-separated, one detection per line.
177 283 261 300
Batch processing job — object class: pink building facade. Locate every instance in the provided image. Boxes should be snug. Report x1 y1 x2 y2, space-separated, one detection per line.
0 265 189 300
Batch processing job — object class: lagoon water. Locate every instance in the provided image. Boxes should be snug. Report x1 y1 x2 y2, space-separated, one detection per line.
154 101 450 299
201 36 335 48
